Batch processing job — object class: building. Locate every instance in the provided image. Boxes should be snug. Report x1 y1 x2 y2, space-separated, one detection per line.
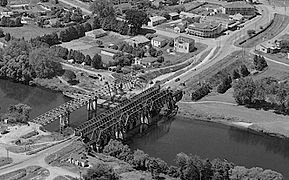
147 16 167 27
257 41 280 53
179 11 201 19
174 36 195 53
224 2 255 16
151 36 167 48
85 29 107 38
169 12 179 20
124 36 150 47
174 22 187 33
200 14 235 31
186 22 222 38
67 153 89 168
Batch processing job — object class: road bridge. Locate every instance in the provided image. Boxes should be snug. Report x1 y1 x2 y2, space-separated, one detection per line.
74 85 183 151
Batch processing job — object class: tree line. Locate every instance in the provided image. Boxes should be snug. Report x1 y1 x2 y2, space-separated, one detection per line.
191 55 268 101
233 76 289 113
80 139 284 180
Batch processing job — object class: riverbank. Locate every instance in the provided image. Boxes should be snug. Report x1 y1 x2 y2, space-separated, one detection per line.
177 101 289 140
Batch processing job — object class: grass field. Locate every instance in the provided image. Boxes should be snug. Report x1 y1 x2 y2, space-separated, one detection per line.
237 14 289 48
0 166 49 180
1 24 64 40
0 157 12 167
256 50 289 65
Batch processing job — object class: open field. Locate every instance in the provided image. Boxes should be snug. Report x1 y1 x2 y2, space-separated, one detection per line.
1 24 64 40
237 14 289 48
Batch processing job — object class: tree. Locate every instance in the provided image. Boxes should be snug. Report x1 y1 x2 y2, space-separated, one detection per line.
131 149 149 170
90 0 115 18
232 77 256 105
83 163 119 180
91 53 103 69
15 17 22 27
84 55 92 65
92 17 101 29
125 9 149 35
239 64 250 77
0 28 4 37
231 69 240 80
84 22 92 32
0 0 7 6
149 47 157 57
253 55 267 71
247 29 256 37
5 33 11 42
95 40 103 47
29 48 62 78
62 69 76 82
5 103 31 123
157 56 164 63
103 140 132 162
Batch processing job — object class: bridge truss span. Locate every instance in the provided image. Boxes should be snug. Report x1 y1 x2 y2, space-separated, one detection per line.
75 85 183 149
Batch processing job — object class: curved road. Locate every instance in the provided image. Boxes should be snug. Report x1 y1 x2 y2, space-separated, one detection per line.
0 137 79 180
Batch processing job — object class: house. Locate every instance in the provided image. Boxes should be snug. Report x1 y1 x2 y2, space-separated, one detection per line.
124 36 150 47
224 2 255 16
257 42 280 53
186 22 222 38
151 36 167 48
147 16 167 27
179 11 201 19
230 13 244 21
174 22 187 33
174 36 195 53
169 12 179 20
85 29 107 38
67 153 89 168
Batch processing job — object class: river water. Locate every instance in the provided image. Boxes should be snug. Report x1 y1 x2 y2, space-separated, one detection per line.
1 79 289 178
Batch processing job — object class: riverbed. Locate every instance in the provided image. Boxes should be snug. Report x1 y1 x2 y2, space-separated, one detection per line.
1 79 289 178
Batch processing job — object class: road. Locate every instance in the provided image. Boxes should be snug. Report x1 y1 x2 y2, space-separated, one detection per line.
0 137 79 180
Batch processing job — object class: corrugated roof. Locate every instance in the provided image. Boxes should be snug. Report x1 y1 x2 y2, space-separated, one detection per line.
225 2 254 9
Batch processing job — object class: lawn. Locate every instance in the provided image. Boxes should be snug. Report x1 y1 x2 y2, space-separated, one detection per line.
1 24 64 40
61 32 129 63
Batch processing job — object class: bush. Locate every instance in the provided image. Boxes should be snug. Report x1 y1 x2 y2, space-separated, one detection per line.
62 70 76 82
157 56 164 63
191 83 211 101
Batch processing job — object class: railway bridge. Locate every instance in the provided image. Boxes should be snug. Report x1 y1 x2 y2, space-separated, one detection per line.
74 85 183 150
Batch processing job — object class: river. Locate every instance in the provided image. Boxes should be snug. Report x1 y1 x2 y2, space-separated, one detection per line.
1 79 289 178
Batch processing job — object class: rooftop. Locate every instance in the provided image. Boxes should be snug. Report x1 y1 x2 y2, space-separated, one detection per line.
175 36 195 43
149 16 166 22
225 2 254 9
152 36 167 42
188 22 221 30
169 12 179 16
125 35 150 44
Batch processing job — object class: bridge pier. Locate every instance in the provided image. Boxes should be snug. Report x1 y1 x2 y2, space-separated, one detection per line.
59 111 70 134
87 96 97 120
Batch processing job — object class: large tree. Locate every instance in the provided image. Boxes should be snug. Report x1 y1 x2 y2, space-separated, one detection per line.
125 9 149 35
29 48 62 78
90 0 115 18
232 77 256 105
91 53 103 69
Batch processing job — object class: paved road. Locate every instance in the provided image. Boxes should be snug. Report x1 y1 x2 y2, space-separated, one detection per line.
0 137 79 180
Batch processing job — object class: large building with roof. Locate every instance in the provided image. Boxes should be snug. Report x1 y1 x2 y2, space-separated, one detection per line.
200 14 236 30
147 16 167 26
186 22 222 38
224 2 255 16
124 35 150 47
174 36 195 53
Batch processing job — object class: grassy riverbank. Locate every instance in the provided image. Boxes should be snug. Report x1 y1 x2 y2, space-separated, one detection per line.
177 91 289 139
